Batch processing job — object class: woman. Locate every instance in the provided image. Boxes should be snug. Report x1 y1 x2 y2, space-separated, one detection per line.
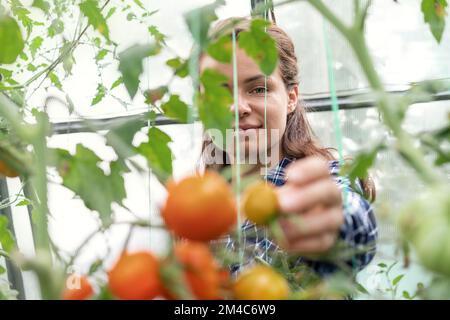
198 18 377 277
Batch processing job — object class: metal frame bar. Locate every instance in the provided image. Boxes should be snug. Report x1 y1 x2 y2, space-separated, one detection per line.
50 91 450 135
0 178 26 300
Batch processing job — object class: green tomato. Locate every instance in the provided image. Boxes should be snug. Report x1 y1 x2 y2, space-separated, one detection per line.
398 185 450 276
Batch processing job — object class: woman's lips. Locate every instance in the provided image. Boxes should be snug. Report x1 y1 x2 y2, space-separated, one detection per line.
237 125 263 131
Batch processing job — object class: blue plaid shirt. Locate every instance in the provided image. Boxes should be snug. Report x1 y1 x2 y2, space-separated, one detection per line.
213 157 377 278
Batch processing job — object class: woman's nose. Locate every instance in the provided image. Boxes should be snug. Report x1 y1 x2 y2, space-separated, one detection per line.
230 97 252 118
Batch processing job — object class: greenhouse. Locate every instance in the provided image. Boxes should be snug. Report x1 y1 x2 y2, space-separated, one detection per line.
0 0 449 302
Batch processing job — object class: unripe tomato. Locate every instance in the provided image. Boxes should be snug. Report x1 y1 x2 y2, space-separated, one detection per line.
232 264 290 300
174 241 222 299
0 160 19 178
108 251 162 300
241 181 279 225
162 171 237 241
62 275 94 300
398 185 450 276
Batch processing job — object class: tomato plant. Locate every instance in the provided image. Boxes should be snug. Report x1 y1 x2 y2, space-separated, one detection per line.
162 171 237 241
0 0 449 301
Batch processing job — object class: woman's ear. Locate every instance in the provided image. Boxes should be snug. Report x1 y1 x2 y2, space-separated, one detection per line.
287 84 299 114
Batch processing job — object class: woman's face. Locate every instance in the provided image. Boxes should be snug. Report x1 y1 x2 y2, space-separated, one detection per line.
200 46 298 166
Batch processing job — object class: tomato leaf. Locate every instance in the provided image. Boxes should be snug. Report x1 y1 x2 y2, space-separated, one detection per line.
166 57 189 78
51 145 127 225
148 25 166 44
393 274 405 286
0 215 16 253
48 18 64 37
0 15 24 64
238 19 278 76
340 143 385 194
29 36 43 59
161 94 190 123
421 0 448 43
136 127 173 184
79 0 110 41
207 34 232 63
118 43 161 99
198 69 233 142
95 49 108 62
184 0 225 49
144 86 168 105
48 71 62 90
105 117 143 158
31 0 50 14
91 83 106 106
110 77 123 90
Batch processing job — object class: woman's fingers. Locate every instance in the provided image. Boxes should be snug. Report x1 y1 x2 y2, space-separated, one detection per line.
278 205 344 240
282 231 338 254
285 156 330 186
276 178 342 213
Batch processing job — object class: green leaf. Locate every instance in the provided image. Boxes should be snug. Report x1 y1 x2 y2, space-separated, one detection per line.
184 0 225 49
340 143 385 194
10 2 34 36
32 0 50 14
198 68 233 141
144 86 168 105
95 49 108 62
161 94 189 123
355 282 369 295
105 118 142 158
377 263 387 268
166 57 189 78
52 145 127 225
0 265 5 275
0 281 18 300
60 41 75 75
421 0 448 43
105 7 116 20
79 0 110 41
402 290 412 299
133 0 146 10
88 259 103 275
16 199 31 206
0 15 24 64
91 83 106 106
30 36 43 59
0 215 15 253
48 18 64 37
48 71 62 90
207 34 232 63
148 25 166 44
118 43 161 99
110 77 123 90
136 127 173 183
393 274 405 286
238 19 278 76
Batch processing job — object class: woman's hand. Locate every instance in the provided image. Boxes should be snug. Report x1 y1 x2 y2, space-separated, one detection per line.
275 156 344 255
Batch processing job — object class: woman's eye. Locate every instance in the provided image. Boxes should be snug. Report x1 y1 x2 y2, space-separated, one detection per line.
250 87 267 94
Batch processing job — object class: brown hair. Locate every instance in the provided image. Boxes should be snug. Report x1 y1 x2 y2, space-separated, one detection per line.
198 17 376 202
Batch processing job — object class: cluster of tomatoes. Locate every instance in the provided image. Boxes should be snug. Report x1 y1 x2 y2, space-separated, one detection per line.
62 171 290 300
